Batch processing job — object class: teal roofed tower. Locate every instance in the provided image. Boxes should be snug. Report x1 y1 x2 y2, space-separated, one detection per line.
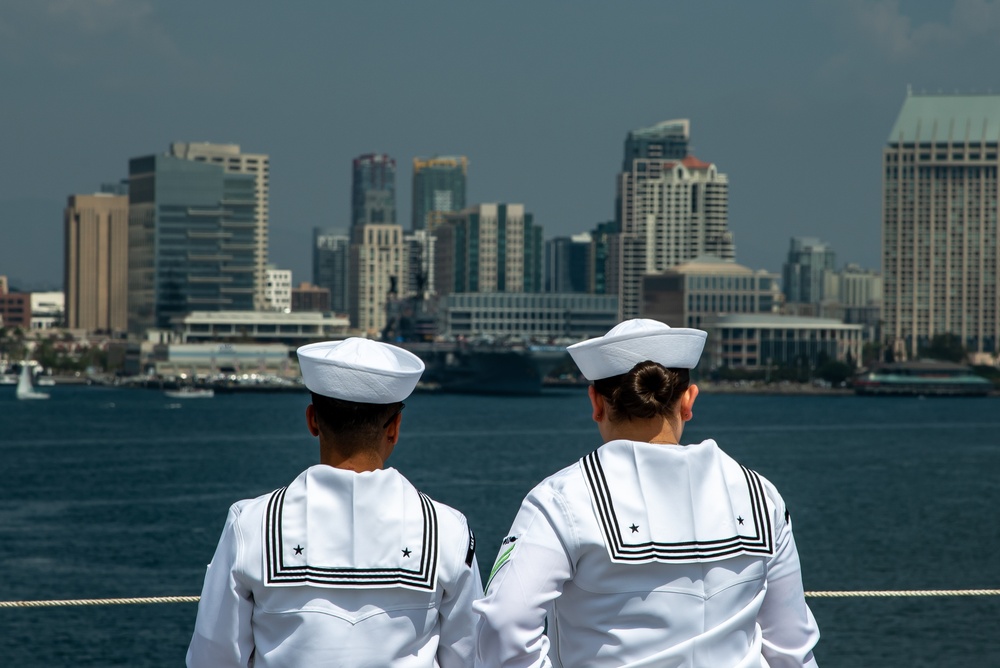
888 91 1000 143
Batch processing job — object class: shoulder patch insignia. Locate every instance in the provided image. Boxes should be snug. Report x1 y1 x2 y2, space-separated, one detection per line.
465 529 476 567
485 535 519 592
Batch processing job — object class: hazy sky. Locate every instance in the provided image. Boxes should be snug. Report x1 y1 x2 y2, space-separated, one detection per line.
2 0 999 290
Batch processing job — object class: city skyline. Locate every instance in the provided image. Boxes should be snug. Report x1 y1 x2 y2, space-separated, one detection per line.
2 2 997 290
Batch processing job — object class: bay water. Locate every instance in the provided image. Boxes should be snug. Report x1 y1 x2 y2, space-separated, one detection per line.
1 385 998 666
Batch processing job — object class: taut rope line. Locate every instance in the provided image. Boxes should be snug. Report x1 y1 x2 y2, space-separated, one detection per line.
1 590 999 608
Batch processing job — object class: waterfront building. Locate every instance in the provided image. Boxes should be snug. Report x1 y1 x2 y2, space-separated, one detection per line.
616 120 734 319
64 192 128 333
29 292 65 330
169 143 270 311
782 237 836 306
883 91 1000 358
439 292 618 340
434 203 543 296
291 282 331 313
150 342 294 378
264 267 292 312
641 256 780 329
0 292 30 329
312 228 350 314
352 154 396 228
170 310 348 345
412 156 467 231
703 314 863 370
545 233 591 294
127 149 258 334
349 223 407 336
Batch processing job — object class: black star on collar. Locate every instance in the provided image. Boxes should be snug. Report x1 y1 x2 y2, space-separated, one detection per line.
294 545 304 555
402 547 411 558
737 516 744 526
629 523 639 533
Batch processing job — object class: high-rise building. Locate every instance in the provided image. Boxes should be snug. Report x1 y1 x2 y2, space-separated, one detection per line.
782 237 836 306
545 233 591 293
169 143 270 311
621 119 690 170
312 228 351 315
883 92 1000 357
64 192 128 332
616 121 734 319
349 223 407 335
434 204 543 296
352 154 396 228
0 275 7 295
412 156 467 231
127 151 257 334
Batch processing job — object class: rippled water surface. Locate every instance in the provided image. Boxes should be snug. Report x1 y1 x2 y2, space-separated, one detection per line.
2 386 998 666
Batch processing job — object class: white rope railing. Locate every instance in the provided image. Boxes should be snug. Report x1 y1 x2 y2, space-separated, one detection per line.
1 590 999 608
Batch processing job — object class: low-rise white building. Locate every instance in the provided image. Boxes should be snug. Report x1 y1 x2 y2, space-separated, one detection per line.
170 310 349 344
703 314 863 370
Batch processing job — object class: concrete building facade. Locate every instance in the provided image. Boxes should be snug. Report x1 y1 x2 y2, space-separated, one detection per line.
641 256 780 329
64 192 128 332
883 92 1000 357
264 267 292 312
349 224 408 336
704 314 863 370
435 204 543 296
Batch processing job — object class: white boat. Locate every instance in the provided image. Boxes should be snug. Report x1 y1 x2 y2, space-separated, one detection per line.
164 387 215 399
0 373 18 386
36 377 56 387
16 366 50 400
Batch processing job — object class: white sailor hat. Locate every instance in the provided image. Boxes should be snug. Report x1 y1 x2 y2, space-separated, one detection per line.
567 318 707 381
297 338 425 403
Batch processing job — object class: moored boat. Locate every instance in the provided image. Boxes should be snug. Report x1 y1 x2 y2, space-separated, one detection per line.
164 387 215 399
16 365 50 400
853 360 993 397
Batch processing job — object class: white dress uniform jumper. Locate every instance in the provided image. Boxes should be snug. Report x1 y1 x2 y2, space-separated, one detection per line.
187 338 483 667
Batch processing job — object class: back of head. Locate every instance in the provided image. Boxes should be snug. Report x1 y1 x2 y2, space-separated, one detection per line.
568 318 704 422
309 392 402 452
297 338 424 453
593 361 690 421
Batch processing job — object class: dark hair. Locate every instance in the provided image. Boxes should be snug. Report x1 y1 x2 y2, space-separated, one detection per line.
592 361 690 422
310 392 402 451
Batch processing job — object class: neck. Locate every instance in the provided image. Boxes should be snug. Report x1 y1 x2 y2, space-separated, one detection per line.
319 442 385 472
603 416 682 445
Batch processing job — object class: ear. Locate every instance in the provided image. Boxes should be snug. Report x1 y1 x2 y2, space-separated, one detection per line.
385 411 402 448
588 385 605 423
680 383 699 421
306 403 321 437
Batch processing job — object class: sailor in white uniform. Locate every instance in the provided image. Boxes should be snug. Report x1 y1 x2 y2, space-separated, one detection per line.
187 338 483 668
474 320 820 668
